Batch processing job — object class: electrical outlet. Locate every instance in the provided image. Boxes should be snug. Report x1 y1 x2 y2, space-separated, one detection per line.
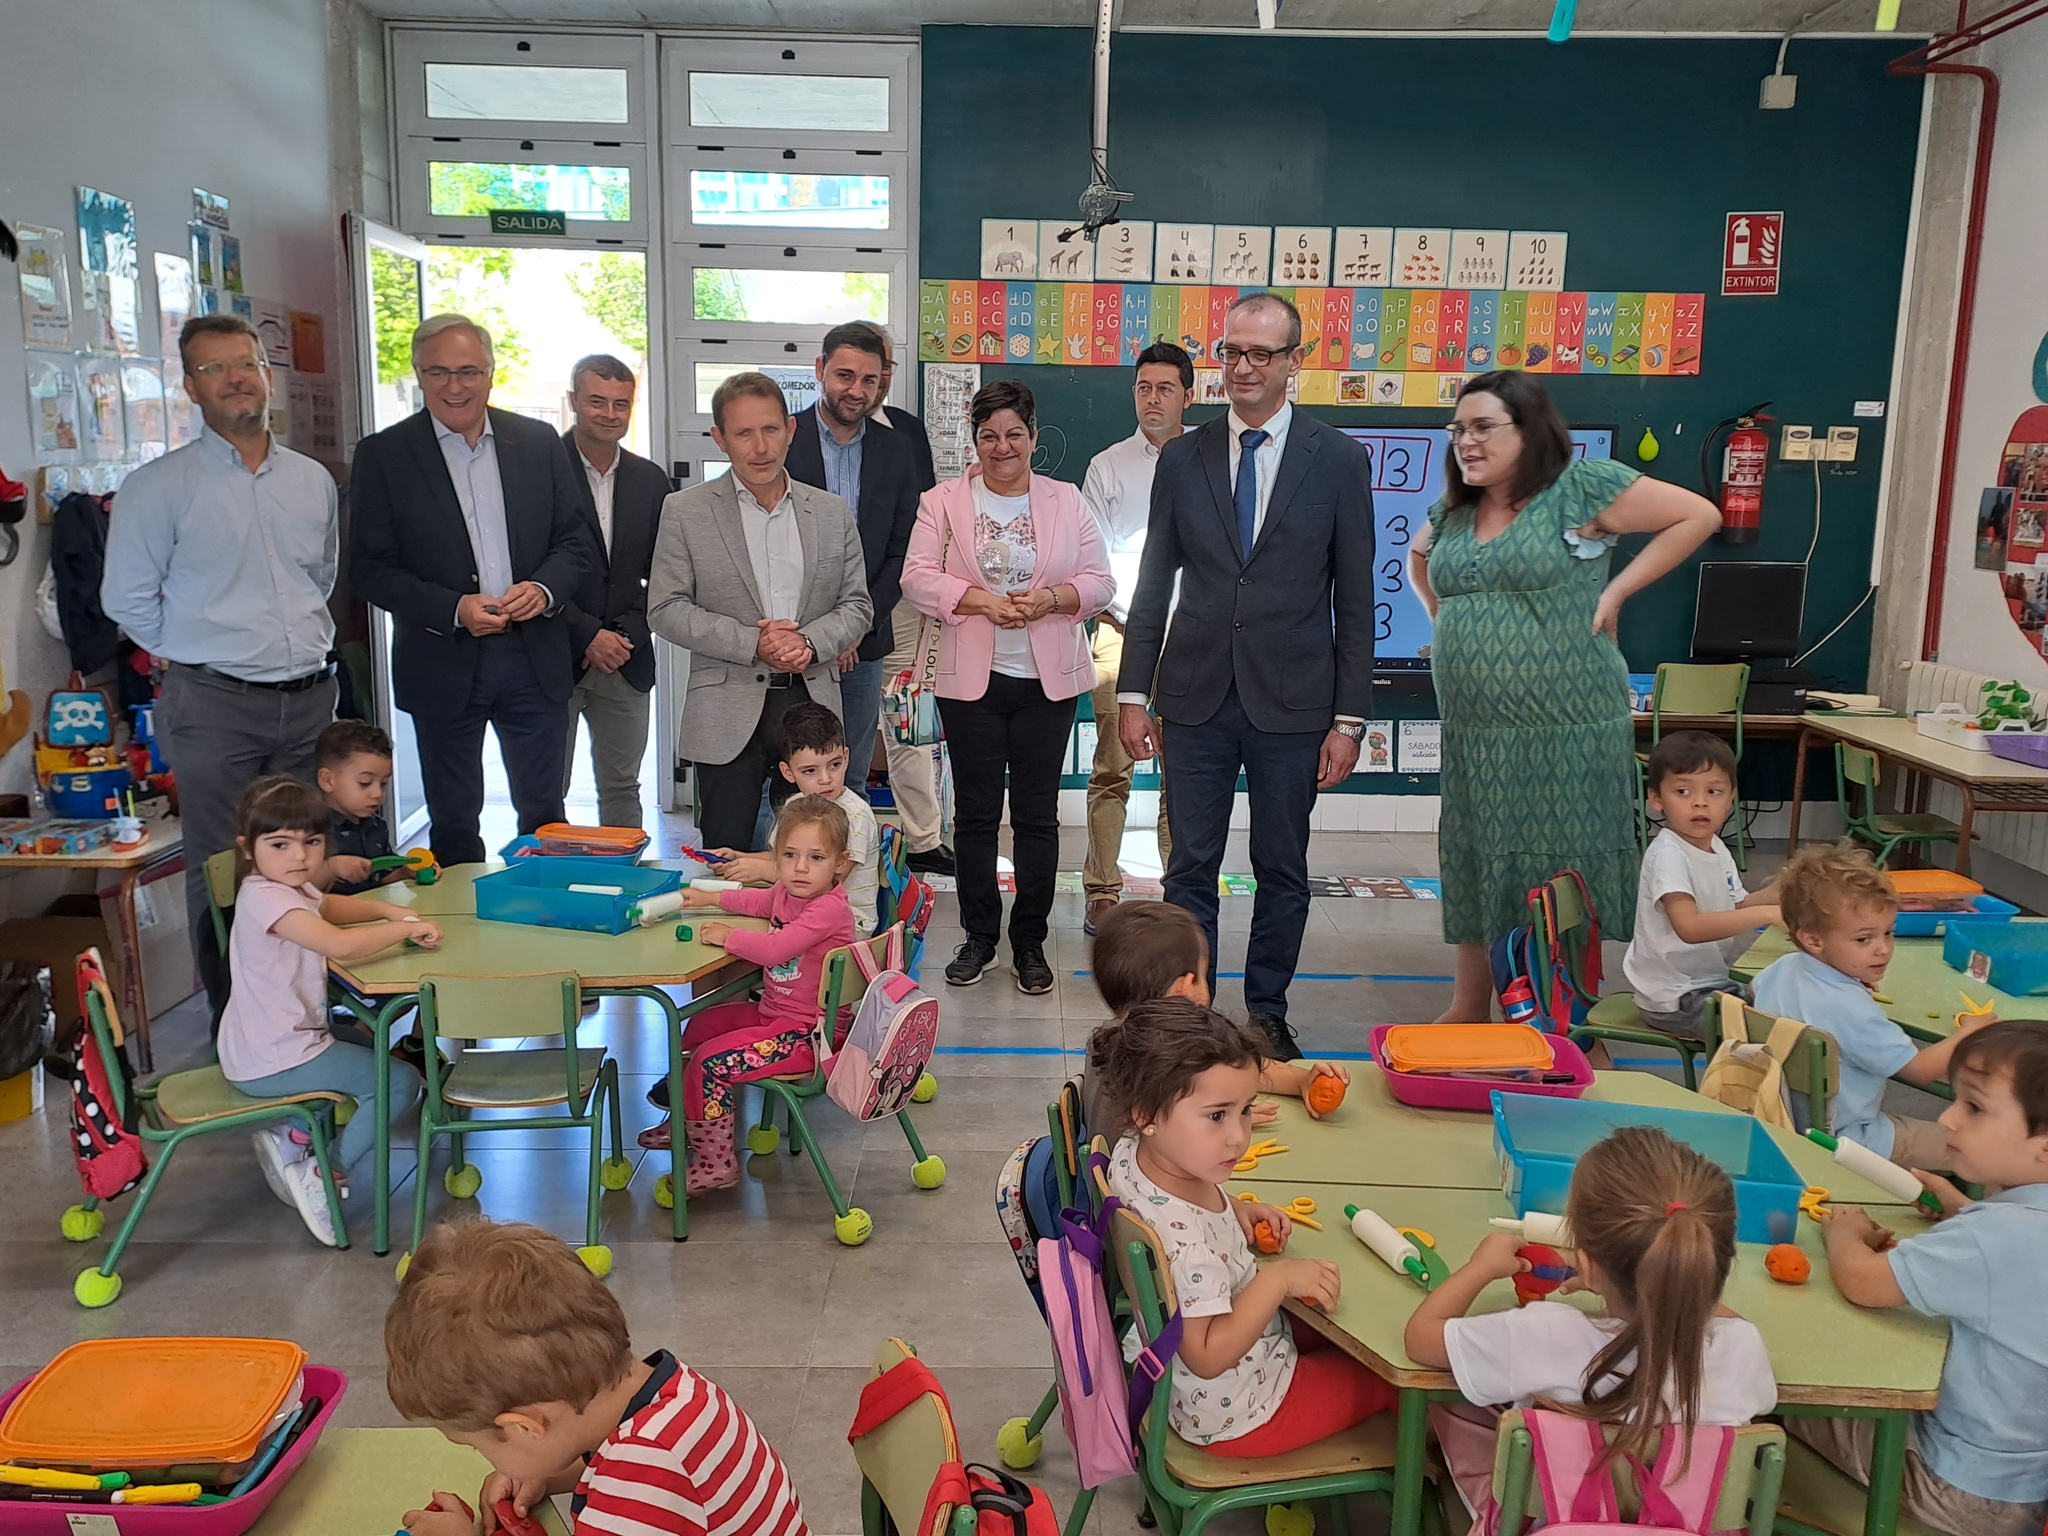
1780 425 1816 461
1825 426 1860 462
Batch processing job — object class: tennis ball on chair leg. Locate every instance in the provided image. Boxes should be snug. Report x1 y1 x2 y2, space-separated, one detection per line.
747 1124 781 1156
74 1268 122 1308
60 1205 104 1242
1265 1504 1315 1536
997 1417 1044 1469
911 1071 938 1103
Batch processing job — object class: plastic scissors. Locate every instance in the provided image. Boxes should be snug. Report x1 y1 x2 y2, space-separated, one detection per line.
1236 1191 1323 1230
1799 1185 1831 1220
1232 1138 1290 1174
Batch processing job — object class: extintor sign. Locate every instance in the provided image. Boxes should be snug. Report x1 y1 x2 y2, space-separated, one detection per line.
1723 212 1784 296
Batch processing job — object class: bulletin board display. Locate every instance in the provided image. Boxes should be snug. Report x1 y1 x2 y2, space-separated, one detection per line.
1353 427 1616 669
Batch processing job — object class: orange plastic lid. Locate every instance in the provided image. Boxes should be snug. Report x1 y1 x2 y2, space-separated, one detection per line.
0 1338 305 1467
1382 1024 1555 1075
535 823 648 850
1888 870 1983 897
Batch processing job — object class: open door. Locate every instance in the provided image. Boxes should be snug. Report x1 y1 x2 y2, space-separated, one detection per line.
344 213 432 843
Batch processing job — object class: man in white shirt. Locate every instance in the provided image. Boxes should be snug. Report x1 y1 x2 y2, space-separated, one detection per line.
1080 343 1192 934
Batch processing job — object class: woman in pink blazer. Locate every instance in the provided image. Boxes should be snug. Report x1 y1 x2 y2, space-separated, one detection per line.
902 379 1114 994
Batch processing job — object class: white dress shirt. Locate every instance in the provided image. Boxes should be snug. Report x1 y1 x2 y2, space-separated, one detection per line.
579 444 619 554
1081 426 1187 625
100 427 336 682
735 476 807 623
434 414 517 623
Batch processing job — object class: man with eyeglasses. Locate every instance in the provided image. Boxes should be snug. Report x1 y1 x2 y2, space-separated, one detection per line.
1117 292 1376 1062
102 314 340 1024
350 313 596 866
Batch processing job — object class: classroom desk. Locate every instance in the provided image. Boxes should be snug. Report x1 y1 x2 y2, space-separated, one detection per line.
1632 711 1808 741
0 821 184 1069
1784 712 2048 873
1228 1183 1945 1536
249 1427 571 1535
1732 925 2048 1041
333 866 766 1252
1246 1067 1915 1205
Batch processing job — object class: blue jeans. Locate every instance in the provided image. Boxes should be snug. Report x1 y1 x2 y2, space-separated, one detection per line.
232 1040 422 1172
1161 687 1323 1022
836 657 886 781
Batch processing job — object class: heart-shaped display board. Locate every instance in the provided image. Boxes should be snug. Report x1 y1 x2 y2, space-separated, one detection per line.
1976 404 2048 653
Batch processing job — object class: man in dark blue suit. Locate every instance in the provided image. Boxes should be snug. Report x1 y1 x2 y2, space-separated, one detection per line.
1117 292 1376 1059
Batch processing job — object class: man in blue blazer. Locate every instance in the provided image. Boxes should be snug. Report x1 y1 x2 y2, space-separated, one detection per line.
1117 292 1376 1058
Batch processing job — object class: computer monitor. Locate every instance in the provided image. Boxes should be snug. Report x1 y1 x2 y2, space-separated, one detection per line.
1691 562 1807 663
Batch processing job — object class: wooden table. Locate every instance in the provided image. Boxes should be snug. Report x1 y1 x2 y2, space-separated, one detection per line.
1785 712 2048 873
1732 925 2048 1042
1246 1067 1917 1205
334 866 766 1252
1633 711 1808 740
250 1426 571 1534
0 822 185 1069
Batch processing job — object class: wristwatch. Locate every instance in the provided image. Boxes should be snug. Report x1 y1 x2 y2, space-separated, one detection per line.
1334 722 1365 741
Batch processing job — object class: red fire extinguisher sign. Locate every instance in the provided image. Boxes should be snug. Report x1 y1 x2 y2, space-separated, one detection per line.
1723 212 1784 296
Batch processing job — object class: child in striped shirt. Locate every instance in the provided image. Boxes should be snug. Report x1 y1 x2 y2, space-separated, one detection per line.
389 1220 809 1536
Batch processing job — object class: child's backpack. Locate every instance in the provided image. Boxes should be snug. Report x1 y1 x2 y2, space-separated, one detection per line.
45 948 146 1201
827 926 941 1121
1511 1409 1738 1535
1697 994 1799 1130
1490 871 1601 1035
849 1347 1061 1536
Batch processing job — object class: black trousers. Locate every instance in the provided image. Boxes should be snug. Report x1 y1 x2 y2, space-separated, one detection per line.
938 673 1077 949
694 679 809 853
415 638 569 867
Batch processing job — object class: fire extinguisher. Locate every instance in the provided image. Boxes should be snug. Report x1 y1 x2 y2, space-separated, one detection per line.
1701 401 1774 545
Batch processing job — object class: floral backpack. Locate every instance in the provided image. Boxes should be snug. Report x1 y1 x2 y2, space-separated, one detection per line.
826 926 940 1121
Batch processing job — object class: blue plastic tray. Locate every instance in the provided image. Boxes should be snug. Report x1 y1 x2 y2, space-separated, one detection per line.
1490 1092 1804 1245
474 858 682 935
1944 917 2048 995
1894 893 2019 937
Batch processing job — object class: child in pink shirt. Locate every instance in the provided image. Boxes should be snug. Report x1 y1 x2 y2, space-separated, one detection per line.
658 794 857 1194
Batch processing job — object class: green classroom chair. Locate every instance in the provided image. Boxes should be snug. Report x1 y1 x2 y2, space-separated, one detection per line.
1643 662 1753 866
405 971 632 1279
60 953 350 1308
734 922 946 1247
1772 1438 1943 1536
1711 995 1839 1133
203 847 239 955
1487 1409 1785 1536
1833 743 1961 869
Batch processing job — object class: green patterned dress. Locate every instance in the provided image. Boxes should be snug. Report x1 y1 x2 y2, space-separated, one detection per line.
1427 457 1641 945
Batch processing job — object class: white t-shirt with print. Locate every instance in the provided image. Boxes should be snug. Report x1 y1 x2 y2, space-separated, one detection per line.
836 786 881 938
971 482 1039 681
1623 829 1759 1013
1106 1134 1297 1445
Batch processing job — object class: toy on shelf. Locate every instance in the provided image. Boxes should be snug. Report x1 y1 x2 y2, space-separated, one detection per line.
1512 1243 1575 1306
1343 1203 1439 1289
1305 1074 1347 1116
369 847 440 885
34 683 132 820
1805 1129 1943 1214
1764 1243 1811 1284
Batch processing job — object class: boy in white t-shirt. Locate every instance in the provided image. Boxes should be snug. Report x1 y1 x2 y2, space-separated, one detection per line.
1623 732 1782 1041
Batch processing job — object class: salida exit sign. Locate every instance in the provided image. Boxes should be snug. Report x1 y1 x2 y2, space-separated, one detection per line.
488 208 567 237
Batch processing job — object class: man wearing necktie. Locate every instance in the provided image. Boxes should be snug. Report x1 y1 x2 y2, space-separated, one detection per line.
1117 292 1376 1060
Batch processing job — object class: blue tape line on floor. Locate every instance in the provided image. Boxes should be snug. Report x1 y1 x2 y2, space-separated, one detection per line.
933 1044 1079 1057
1066 971 1454 984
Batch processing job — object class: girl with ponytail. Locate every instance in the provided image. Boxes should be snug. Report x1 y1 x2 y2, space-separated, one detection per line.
1404 1126 1778 1517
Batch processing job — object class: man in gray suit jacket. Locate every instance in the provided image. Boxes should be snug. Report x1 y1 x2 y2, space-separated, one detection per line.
648 372 873 851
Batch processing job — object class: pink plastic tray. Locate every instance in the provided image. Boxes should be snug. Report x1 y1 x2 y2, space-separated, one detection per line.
0 1363 345 1535
1369 1024 1595 1111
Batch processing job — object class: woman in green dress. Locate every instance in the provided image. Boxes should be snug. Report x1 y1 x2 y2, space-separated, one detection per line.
1410 372 1722 1022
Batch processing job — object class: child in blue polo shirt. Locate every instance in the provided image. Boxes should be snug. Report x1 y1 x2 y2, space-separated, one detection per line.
1806 1018 2048 1536
1752 844 1985 1168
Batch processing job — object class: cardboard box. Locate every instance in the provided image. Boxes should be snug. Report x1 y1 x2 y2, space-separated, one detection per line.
0 901 121 1040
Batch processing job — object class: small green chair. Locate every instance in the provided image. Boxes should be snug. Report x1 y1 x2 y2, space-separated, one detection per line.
1713 995 1839 1132
203 846 239 954
856 1336 994 1536
1834 743 1962 868
1644 662 1753 866
61 956 349 1308
735 922 946 1247
406 971 632 1278
1488 1408 1785 1536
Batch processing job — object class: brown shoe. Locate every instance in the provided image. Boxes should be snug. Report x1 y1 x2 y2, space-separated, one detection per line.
1084 898 1118 936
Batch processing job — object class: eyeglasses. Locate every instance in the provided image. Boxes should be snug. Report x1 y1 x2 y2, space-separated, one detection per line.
189 359 266 378
1215 344 1296 368
419 366 491 385
1445 419 1515 444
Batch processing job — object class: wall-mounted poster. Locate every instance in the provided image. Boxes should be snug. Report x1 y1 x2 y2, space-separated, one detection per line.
14 223 73 348
121 361 167 461
193 188 231 230
76 186 137 278
164 375 200 450
220 235 244 295
79 271 141 356
154 253 194 363
190 223 215 289
1977 487 2014 571
76 354 127 461
290 310 327 373
251 300 293 366
26 354 81 463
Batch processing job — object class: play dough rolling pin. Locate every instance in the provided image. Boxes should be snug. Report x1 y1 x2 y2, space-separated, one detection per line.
1344 1204 1432 1288
1488 1211 1575 1247
627 889 688 927
1806 1129 1945 1214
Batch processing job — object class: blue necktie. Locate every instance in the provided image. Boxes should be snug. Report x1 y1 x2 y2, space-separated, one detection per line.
1235 428 1269 561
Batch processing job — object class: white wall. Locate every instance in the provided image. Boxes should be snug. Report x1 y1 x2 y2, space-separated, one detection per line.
1935 21 2048 680
0 0 339 798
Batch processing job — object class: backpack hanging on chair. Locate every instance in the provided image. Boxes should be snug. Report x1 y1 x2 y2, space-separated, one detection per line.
1490 871 1601 1035
1507 1409 1738 1536
1697 993 1799 1130
827 926 940 1121
44 948 145 1201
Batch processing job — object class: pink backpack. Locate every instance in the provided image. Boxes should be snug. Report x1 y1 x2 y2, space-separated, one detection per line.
826 927 940 1121
1512 1410 1736 1535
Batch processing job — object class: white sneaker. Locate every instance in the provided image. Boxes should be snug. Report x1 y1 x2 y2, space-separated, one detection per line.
250 1128 300 1209
281 1157 340 1247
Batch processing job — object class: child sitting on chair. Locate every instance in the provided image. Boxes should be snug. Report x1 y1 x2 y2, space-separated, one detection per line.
1806 1020 2048 1536
1753 844 1991 1169
313 719 402 896
1404 1126 1777 1521
1622 731 1782 1041
1096 999 1397 1455
389 1219 809 1536
638 795 856 1187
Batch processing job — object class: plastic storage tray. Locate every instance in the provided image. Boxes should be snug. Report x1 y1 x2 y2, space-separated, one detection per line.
474 857 682 934
1893 893 2020 937
1944 917 2048 995
1369 1025 1594 1111
1490 1093 1804 1244
497 833 642 862
1987 731 2048 769
0 1364 344 1536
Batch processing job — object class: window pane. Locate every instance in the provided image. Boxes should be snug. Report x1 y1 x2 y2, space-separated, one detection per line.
428 162 631 221
688 72 889 133
693 269 888 326
425 63 629 123
689 170 890 230
693 363 819 417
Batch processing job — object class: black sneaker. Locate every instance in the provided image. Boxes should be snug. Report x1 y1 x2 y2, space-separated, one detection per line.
945 937 998 987
1012 945 1054 995
1250 1012 1302 1063
907 845 957 876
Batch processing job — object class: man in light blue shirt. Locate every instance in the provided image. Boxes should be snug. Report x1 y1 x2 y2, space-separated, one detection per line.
101 314 339 1021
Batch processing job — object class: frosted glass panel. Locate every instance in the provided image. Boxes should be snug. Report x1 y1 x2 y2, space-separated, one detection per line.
688 73 888 133
425 63 629 123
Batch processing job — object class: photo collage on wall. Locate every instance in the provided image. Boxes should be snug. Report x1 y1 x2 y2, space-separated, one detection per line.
1977 405 2048 655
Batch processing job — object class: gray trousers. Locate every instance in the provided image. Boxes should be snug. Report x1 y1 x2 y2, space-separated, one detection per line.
563 666 652 829
156 663 337 1021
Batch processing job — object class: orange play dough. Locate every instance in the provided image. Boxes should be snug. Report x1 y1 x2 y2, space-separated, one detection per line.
1305 1075 1348 1115
1765 1243 1811 1284
1253 1220 1281 1255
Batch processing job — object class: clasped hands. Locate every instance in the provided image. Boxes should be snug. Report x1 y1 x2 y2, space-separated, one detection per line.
457 583 549 637
955 586 1061 629
754 618 814 672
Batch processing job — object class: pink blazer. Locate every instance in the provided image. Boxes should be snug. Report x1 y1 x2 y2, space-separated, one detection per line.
900 466 1116 702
